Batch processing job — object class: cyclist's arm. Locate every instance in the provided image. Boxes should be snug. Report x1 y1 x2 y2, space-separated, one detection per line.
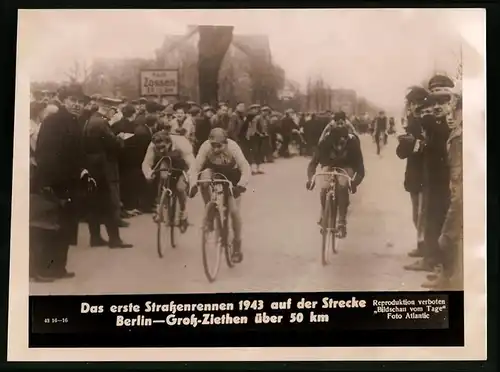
172 135 196 170
350 140 365 186
141 142 156 178
318 122 333 144
187 140 209 187
229 140 251 187
307 150 320 181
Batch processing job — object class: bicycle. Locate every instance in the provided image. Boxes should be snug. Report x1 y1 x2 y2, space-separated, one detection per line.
196 172 240 282
309 168 355 265
152 156 189 258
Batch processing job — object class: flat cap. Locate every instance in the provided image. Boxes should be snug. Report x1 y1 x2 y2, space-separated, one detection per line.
249 104 261 110
405 86 430 103
203 105 215 113
139 97 148 103
90 94 102 101
173 102 189 111
261 105 272 112
189 106 201 115
428 74 455 91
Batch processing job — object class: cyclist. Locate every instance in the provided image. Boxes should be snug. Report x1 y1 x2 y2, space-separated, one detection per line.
187 128 251 263
306 125 365 238
142 130 195 227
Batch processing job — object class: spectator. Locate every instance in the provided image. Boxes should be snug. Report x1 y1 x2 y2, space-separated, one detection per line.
82 96 133 248
396 86 429 259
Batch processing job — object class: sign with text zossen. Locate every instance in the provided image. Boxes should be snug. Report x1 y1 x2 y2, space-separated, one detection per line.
140 70 179 96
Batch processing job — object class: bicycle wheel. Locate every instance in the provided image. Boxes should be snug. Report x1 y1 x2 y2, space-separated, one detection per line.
156 187 170 258
169 193 177 248
321 197 336 265
202 202 223 282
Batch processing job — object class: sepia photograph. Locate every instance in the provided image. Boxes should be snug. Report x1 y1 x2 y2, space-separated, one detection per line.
6 7 488 362
19 9 484 297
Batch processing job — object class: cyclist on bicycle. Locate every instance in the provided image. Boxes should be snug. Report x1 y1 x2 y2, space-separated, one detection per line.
187 128 251 263
306 125 365 238
142 130 195 226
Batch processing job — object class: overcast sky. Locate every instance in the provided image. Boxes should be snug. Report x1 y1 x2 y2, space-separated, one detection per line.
20 9 484 112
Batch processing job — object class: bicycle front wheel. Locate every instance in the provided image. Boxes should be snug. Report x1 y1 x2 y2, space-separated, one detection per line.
157 187 170 258
321 197 336 265
202 202 223 282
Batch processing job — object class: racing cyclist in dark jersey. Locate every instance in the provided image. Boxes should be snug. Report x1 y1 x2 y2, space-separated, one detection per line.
187 128 251 263
306 125 365 238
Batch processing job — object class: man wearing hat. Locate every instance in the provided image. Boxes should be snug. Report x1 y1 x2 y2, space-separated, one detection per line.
82 96 133 249
169 102 195 141
279 108 299 158
33 83 96 281
244 104 265 174
227 102 246 143
194 105 215 155
211 102 230 130
259 106 273 163
396 86 430 259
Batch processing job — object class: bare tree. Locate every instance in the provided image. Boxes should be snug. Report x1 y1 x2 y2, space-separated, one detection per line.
65 59 92 86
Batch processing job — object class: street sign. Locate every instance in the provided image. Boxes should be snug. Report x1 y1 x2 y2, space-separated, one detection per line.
140 69 179 96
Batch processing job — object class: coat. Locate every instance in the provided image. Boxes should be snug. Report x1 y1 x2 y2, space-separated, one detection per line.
421 117 451 247
33 106 84 243
396 115 425 193
440 124 463 244
227 112 246 142
82 111 123 185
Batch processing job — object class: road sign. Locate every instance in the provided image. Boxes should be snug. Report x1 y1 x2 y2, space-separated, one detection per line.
140 69 179 96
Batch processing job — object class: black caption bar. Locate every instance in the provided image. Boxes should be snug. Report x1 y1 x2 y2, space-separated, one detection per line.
29 291 464 348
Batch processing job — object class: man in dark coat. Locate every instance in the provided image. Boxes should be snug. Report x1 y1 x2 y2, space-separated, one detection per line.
33 84 96 280
82 96 133 248
194 106 215 155
112 104 141 215
396 86 430 258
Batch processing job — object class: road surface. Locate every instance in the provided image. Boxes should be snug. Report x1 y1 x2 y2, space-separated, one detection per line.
30 134 428 295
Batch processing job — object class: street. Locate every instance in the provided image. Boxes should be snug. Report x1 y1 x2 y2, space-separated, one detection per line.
30 134 427 295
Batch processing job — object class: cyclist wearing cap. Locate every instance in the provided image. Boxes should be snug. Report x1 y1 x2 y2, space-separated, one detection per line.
142 130 195 225
318 111 359 144
306 125 365 238
187 128 251 263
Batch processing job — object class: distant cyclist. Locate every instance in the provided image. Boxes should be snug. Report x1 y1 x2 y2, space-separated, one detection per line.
142 130 195 226
306 125 365 238
374 111 388 154
187 128 251 263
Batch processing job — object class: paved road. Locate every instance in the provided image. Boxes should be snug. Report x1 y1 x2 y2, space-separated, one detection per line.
30 134 428 295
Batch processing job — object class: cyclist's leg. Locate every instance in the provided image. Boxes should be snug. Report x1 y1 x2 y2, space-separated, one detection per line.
335 167 355 237
318 165 330 225
227 169 244 262
176 173 188 221
198 168 213 205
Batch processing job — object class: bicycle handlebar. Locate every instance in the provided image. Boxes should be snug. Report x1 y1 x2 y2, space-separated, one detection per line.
152 156 172 172
310 168 357 186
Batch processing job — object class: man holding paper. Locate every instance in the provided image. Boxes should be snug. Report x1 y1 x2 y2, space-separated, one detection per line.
82 96 133 249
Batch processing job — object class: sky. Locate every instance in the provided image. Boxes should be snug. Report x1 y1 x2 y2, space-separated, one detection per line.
19 9 484 113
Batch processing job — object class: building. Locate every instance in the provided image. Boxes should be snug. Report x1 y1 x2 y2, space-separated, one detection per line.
154 27 284 106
